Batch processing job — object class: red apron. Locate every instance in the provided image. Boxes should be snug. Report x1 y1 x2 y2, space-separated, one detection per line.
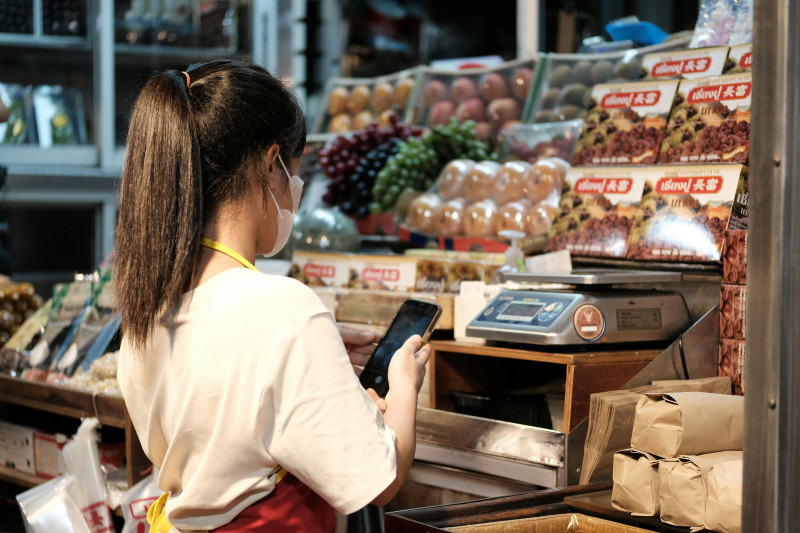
213 473 336 532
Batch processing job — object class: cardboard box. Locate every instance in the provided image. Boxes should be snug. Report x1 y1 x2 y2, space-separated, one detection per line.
546 166 646 258
572 79 679 166
719 338 746 395
720 285 747 340
722 230 748 285
659 72 751 164
347 255 417 292
33 431 68 479
0 421 35 475
725 43 753 74
641 46 730 80
289 251 351 288
627 164 744 262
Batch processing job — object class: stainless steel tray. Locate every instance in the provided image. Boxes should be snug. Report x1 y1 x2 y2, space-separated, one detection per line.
503 268 684 286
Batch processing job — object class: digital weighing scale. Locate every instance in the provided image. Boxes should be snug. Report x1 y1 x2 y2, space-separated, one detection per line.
466 269 691 346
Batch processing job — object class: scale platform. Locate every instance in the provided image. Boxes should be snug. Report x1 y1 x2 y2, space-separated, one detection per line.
466 269 690 346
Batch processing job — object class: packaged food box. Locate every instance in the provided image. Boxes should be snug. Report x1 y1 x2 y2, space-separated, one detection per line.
312 66 423 135
572 79 679 166
722 229 747 285
626 164 744 263
33 431 68 479
32 85 88 147
720 284 746 340
719 338 745 395
527 51 645 124
659 72 751 164
724 43 753 73
406 58 538 145
498 120 582 165
289 251 352 288
346 255 417 292
545 166 646 258
641 46 730 80
406 249 505 294
728 165 749 230
0 83 34 145
0 421 35 475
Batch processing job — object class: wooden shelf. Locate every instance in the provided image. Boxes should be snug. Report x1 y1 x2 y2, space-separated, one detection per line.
0 375 126 428
0 465 48 489
428 340 663 366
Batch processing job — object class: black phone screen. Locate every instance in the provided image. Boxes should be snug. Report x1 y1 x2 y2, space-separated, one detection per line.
359 299 440 397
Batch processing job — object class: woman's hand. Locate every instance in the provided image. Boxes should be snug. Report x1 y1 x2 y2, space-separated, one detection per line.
366 388 388 413
386 335 431 399
337 323 377 376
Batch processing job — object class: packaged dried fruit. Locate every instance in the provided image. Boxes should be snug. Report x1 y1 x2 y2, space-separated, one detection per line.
641 46 730 80
498 120 582 165
627 164 745 263
407 58 537 146
659 72 751 164
724 43 752 74
719 338 745 395
545 166 646 258
312 66 423 135
572 79 679 166
32 85 87 147
0 83 34 145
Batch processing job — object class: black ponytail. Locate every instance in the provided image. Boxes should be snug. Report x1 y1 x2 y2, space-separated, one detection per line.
114 60 305 348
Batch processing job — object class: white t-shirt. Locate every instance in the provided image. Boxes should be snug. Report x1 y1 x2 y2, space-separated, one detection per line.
118 269 397 530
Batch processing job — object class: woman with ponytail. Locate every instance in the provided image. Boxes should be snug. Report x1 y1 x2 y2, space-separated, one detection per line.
114 60 429 532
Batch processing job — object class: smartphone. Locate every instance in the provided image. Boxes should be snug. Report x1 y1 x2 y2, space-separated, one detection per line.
359 299 442 397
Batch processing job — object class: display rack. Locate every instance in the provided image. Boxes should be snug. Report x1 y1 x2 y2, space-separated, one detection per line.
0 374 150 488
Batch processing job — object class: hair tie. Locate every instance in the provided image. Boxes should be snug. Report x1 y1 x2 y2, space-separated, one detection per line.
181 71 191 89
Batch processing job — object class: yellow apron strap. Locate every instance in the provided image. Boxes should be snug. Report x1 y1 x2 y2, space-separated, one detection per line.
147 492 174 533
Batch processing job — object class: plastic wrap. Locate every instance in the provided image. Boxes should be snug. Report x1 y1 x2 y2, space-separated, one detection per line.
16 475 91 533
689 0 739 48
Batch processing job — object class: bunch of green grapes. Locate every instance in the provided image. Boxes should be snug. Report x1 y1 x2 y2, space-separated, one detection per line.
370 118 495 213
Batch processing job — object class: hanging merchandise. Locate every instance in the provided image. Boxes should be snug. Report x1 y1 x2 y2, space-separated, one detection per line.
689 0 739 48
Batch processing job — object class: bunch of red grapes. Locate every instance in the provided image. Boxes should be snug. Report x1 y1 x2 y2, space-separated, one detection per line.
319 115 423 211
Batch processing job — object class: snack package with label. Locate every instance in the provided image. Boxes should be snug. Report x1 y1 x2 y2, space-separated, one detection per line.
408 249 504 294
641 46 730 80
32 85 87 147
724 43 752 74
659 73 751 164
720 284 746 341
545 167 646 258
407 58 537 145
689 0 739 49
627 164 745 263
403 157 568 246
498 121 582 165
21 280 94 382
289 251 352 288
312 67 423 135
0 83 34 145
572 79 679 166
722 229 747 285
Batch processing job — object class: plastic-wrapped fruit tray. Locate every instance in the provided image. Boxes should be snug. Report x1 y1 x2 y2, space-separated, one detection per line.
406 58 539 147
312 66 423 136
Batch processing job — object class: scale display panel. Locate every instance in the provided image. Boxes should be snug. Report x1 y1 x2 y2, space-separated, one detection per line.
467 288 691 346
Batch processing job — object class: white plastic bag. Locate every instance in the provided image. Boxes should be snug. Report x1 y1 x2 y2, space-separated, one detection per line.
16 474 92 533
120 467 161 533
62 418 115 533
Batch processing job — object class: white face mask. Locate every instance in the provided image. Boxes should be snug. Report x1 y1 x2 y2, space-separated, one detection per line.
263 154 303 257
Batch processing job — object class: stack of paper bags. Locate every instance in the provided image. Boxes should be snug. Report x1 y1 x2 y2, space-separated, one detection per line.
612 391 744 533
579 377 732 485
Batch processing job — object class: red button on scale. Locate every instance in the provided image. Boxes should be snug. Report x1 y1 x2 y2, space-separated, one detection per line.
573 304 605 342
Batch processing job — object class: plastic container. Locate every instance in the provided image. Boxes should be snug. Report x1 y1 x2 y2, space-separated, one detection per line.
498 120 583 165
605 20 669 46
312 66 424 135
406 58 538 146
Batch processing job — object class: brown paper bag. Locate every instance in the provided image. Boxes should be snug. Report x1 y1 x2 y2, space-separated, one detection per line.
611 449 660 516
650 376 732 395
630 392 744 458
658 450 743 528
705 458 743 533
